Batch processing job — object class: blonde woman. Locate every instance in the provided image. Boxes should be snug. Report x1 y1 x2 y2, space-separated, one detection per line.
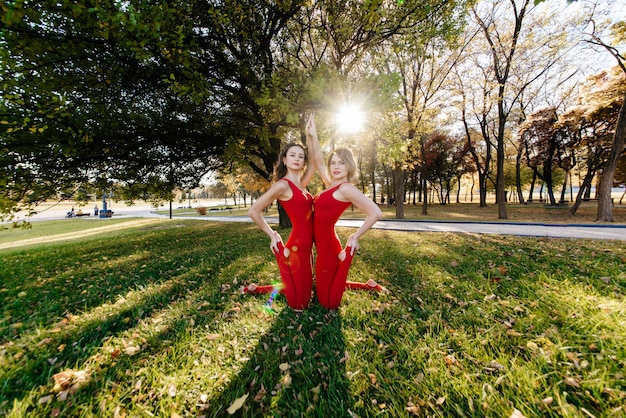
306 115 385 309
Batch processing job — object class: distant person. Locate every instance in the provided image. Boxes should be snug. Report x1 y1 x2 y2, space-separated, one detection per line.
94 205 99 216
243 140 317 311
306 115 385 310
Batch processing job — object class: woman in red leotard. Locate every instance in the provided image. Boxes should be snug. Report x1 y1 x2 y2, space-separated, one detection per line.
243 141 316 310
306 115 385 309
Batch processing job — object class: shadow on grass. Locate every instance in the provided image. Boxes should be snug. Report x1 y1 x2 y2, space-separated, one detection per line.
206 302 351 417
0 222 249 408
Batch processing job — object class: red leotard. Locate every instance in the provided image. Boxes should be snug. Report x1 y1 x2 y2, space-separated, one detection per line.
313 183 354 309
246 178 314 310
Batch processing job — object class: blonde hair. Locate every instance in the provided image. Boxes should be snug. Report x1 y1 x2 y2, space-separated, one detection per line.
327 148 358 183
272 143 308 182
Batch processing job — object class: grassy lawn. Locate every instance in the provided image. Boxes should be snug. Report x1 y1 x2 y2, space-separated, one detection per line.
1 219 625 417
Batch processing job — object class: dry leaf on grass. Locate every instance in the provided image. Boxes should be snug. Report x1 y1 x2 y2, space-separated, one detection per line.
253 384 266 402
226 393 248 415
510 408 526 418
564 377 580 388
125 346 141 356
52 369 90 393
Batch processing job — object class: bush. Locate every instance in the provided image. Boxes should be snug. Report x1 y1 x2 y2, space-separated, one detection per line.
196 206 207 215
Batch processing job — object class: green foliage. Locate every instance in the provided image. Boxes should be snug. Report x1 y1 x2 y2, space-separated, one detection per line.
2 0 471 221
0 220 624 416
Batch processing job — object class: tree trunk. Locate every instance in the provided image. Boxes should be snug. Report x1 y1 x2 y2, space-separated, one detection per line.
528 171 536 202
515 144 526 204
278 201 292 229
421 177 428 215
370 170 377 204
569 167 595 216
559 173 568 205
597 91 626 221
478 172 488 207
394 165 405 219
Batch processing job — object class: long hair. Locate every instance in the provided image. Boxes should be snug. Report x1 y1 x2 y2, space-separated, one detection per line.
272 142 308 182
327 148 358 183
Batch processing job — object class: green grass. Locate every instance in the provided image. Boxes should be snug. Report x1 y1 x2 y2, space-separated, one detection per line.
1 219 625 417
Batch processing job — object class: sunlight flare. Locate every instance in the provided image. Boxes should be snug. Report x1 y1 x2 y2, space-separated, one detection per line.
336 104 365 133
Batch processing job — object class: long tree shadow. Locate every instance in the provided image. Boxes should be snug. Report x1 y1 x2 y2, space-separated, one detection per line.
0 221 252 407
206 302 351 417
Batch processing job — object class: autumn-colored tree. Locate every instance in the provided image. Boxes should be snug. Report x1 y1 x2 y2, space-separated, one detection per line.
520 108 563 206
552 67 625 215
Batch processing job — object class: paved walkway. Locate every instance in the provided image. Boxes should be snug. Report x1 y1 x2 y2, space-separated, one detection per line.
6 205 626 242
146 213 626 241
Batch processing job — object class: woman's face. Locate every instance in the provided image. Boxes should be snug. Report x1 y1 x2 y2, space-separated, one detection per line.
283 146 306 171
329 153 348 181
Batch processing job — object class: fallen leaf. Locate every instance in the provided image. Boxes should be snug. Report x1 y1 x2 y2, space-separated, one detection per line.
444 355 456 366
369 373 377 385
52 370 74 392
436 396 446 405
526 341 539 351
406 402 420 415
542 397 553 405
488 360 505 371
226 393 248 415
450 260 459 267
510 408 526 418
279 363 290 372
564 377 580 388
58 389 69 402
253 384 266 402
125 346 141 356
168 384 177 397
38 395 53 405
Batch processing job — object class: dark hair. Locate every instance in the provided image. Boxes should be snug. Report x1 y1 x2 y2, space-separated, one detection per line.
272 143 308 182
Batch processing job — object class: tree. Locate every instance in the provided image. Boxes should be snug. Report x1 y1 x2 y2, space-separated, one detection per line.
519 108 561 205
552 67 624 215
0 0 226 221
423 132 467 204
371 1 470 218
470 0 579 218
584 21 626 221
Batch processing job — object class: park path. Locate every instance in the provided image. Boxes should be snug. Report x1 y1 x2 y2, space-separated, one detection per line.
0 218 163 250
2 212 625 251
